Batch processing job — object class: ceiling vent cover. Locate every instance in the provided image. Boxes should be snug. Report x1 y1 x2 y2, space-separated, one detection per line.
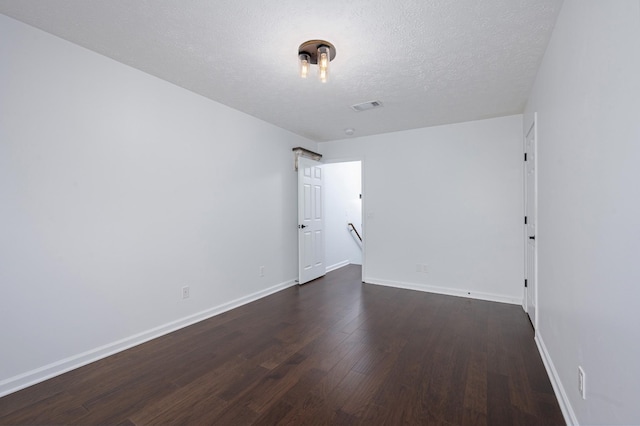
350 100 383 112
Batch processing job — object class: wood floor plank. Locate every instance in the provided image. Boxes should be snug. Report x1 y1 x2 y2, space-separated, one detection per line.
0 392 86 424
0 265 564 425
463 350 488 416
340 365 391 417
128 355 247 424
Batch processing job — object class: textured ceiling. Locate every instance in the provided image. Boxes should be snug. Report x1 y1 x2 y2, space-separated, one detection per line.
0 0 563 142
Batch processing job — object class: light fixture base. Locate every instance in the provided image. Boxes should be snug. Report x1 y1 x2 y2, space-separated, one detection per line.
298 40 336 64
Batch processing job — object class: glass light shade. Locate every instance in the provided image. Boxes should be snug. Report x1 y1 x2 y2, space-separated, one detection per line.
299 53 310 78
317 45 330 83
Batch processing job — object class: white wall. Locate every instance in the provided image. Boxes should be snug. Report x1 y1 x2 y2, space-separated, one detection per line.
323 161 362 270
524 1 640 424
319 115 524 304
0 14 316 395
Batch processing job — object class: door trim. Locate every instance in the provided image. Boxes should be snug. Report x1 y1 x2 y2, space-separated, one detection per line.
524 114 538 330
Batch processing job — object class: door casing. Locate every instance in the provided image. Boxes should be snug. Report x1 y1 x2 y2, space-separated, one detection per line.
524 117 537 329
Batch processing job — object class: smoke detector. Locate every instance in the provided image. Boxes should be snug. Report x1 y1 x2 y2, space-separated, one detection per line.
350 100 383 112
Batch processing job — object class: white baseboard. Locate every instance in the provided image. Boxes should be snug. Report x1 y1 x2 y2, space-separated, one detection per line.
535 333 578 425
0 278 297 398
364 277 522 305
326 260 350 273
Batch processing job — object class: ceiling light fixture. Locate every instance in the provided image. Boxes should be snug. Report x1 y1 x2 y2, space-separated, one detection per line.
298 40 336 83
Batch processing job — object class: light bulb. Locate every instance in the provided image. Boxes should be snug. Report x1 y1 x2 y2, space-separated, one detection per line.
299 53 310 78
319 69 327 83
319 52 328 69
317 45 330 82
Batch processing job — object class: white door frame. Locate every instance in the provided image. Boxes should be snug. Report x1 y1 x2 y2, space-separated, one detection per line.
524 115 538 329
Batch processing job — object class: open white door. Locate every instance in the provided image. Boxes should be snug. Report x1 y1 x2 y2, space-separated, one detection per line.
525 120 537 328
298 157 326 284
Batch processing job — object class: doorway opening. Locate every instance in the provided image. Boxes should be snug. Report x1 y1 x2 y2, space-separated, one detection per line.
297 158 364 285
323 161 363 274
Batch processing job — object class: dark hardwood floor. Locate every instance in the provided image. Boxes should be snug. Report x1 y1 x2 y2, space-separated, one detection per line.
0 265 564 425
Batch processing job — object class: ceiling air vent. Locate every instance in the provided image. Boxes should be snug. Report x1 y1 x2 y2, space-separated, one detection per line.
350 100 383 112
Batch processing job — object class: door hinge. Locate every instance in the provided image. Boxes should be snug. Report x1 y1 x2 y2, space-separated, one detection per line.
524 153 528 161
524 216 528 224
525 279 528 288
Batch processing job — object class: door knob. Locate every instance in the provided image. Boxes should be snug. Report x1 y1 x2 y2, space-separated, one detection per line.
299 224 307 229
529 236 535 240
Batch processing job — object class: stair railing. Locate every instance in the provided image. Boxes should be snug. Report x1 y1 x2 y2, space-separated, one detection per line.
347 223 362 242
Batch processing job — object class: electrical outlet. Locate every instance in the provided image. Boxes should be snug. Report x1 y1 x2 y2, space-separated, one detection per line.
416 263 422 272
416 264 428 273
578 366 586 399
259 266 265 277
182 286 190 299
